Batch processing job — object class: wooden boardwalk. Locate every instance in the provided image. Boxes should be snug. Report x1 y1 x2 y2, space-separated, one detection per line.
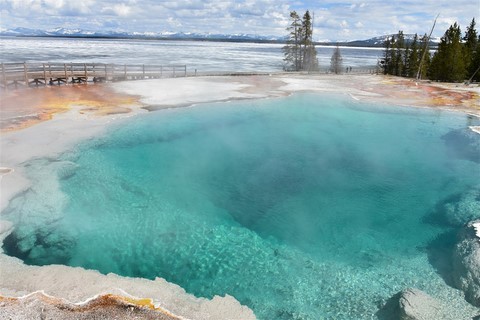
1 62 187 89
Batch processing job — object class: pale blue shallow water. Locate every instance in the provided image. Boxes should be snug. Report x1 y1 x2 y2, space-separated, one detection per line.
3 94 480 319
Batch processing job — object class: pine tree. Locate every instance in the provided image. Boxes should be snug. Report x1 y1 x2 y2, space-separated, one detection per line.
429 23 466 82
389 36 398 75
407 34 419 77
382 32 407 76
382 36 392 74
403 40 410 77
463 18 478 80
330 45 343 74
300 11 318 72
469 34 480 82
283 10 318 72
283 11 302 71
394 31 405 76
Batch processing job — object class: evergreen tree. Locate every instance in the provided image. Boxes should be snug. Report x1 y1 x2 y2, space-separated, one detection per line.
429 23 466 82
403 40 410 77
283 11 302 71
382 36 393 74
394 31 405 76
407 34 419 77
330 45 343 74
300 10 318 71
382 31 431 79
382 31 407 76
469 34 480 82
283 10 318 72
463 18 479 80
388 35 398 75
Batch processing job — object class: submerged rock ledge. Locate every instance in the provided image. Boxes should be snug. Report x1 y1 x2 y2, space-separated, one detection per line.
0 223 256 320
453 219 480 307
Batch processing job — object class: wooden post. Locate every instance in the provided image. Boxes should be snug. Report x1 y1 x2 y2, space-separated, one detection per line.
42 63 47 85
142 64 145 79
124 64 127 79
105 64 108 81
84 63 87 82
46 63 51 85
64 63 68 83
24 62 28 85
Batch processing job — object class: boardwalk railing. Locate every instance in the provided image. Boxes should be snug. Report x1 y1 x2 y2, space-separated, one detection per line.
1 62 187 89
322 66 380 75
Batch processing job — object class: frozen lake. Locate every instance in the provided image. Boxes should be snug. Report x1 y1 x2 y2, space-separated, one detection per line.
0 37 382 72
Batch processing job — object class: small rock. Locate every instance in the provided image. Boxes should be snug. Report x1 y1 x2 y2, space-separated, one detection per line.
377 288 453 320
398 288 449 320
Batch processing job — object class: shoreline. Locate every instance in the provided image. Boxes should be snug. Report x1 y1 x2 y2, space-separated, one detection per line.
2 73 479 132
1 74 479 318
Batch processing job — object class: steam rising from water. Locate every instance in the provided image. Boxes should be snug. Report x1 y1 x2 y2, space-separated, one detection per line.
3 94 480 319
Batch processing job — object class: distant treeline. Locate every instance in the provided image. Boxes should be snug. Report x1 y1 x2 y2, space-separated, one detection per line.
381 18 479 82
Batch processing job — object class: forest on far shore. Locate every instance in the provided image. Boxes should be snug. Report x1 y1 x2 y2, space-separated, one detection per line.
283 12 479 83
381 18 479 83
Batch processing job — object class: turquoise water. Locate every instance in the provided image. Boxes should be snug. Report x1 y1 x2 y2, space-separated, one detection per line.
3 94 480 319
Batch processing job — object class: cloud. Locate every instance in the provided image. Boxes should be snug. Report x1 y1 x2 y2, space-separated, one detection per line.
161 0 206 11
102 3 132 17
0 0 478 40
166 16 182 28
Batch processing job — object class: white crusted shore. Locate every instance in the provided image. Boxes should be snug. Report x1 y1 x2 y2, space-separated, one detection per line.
0 74 479 319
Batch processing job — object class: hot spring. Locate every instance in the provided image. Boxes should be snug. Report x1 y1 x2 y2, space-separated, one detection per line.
3 93 479 319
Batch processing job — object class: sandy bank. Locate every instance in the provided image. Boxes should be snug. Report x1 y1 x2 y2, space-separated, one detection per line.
1 74 479 319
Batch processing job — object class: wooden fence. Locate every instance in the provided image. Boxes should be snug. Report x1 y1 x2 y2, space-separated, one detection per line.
0 62 187 89
323 66 380 75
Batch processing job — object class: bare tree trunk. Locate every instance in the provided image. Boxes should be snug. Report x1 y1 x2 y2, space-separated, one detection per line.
416 14 439 81
467 64 480 84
